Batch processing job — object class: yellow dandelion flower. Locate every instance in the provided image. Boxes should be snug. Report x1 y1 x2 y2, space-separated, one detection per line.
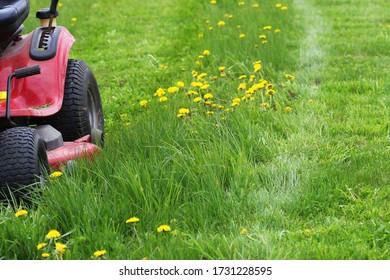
238 1 245 6
217 20 225 27
139 100 148 107
198 33 204 38
178 108 190 115
157 224 171 233
46 229 61 239
241 228 248 235
246 93 253 99
49 171 63 178
15 209 28 218
238 83 246 90
42 253 50 258
204 93 213 100
218 66 226 72
159 64 168 70
253 62 261 73
239 75 247 80
200 83 210 90
71 17 77 22
276 3 282 8
55 242 67 255
37 243 47 250
233 98 241 103
210 0 217 4
203 50 211 56
266 89 276 96
194 97 202 103
93 250 107 258
225 14 233 19
58 3 63 8
252 3 259 8
154 88 165 97
239 33 246 39
159 96 168 102
126 217 140 223
263 25 272 30
259 34 267 39
198 55 204 60
206 111 214 115
187 90 199 96
251 82 266 91
285 106 292 113
274 29 281 33
281 6 288 10
197 72 208 80
191 81 203 88
168 86 179 93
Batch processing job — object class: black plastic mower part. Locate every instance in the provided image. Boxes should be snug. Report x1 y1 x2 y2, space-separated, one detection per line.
36 8 58 20
14 64 41 79
0 25 23 57
49 0 59 16
0 0 30 42
6 65 41 127
30 26 61 61
35 124 64 151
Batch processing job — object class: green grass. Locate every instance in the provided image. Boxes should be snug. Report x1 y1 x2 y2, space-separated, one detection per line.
0 0 389 260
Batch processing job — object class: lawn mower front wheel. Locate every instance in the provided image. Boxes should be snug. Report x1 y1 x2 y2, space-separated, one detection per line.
0 127 49 199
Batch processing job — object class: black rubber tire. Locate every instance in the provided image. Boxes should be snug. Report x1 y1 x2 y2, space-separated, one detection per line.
0 127 49 197
46 59 104 145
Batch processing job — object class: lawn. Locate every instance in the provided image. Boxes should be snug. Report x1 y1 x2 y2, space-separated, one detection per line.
0 0 389 260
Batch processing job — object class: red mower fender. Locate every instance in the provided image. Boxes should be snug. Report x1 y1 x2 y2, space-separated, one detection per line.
0 26 75 117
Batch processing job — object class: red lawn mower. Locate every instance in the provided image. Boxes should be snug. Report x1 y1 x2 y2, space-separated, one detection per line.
0 0 104 198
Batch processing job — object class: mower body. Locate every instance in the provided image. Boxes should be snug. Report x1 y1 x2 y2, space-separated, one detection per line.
0 26 74 117
0 0 103 195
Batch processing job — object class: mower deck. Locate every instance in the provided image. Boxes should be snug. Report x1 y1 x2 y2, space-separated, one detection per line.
47 135 100 170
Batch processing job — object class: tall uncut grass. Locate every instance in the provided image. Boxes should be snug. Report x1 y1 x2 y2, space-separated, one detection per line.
0 0 389 260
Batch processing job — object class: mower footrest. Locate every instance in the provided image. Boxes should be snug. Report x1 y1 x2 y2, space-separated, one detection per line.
47 137 99 170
